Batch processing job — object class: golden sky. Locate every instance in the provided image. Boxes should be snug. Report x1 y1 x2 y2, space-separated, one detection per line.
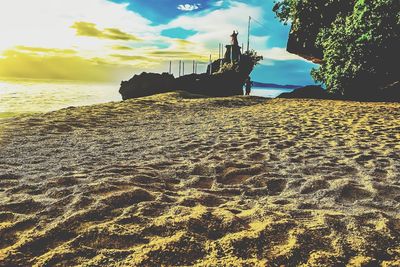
0 0 305 83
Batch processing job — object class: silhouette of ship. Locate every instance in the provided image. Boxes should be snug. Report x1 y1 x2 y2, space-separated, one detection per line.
119 31 262 100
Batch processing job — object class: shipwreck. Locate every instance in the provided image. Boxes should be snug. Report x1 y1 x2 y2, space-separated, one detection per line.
119 31 262 100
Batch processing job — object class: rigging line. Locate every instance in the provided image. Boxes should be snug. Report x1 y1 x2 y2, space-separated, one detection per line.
250 16 269 30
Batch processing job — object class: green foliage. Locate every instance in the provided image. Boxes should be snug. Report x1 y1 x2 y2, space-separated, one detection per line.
216 62 238 74
312 0 400 96
272 0 292 25
244 50 264 66
273 0 353 30
216 50 263 75
274 0 400 97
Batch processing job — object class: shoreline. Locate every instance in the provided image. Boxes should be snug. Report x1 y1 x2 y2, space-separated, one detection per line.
0 92 399 265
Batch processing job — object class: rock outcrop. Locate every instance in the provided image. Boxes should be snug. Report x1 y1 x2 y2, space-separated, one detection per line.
278 83 400 102
286 0 354 63
278 86 332 100
120 51 260 100
119 72 175 100
120 70 246 100
119 31 263 100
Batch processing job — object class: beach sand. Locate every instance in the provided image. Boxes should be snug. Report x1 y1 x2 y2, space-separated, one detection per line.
0 91 399 266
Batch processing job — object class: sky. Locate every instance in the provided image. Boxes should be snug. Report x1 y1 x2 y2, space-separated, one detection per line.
0 0 317 85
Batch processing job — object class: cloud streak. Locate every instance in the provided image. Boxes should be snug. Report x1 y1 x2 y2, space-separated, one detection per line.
110 54 148 61
71 22 142 41
14 46 77 55
111 45 134 50
177 4 201 11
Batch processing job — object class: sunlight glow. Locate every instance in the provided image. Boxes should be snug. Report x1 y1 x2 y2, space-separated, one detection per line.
0 0 304 82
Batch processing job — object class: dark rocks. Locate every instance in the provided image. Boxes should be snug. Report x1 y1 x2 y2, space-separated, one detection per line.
119 52 258 100
119 72 175 100
278 86 332 100
278 83 400 102
176 71 245 97
119 71 247 100
118 30 263 100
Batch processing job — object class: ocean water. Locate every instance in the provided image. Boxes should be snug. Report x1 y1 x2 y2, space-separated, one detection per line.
250 87 295 98
0 80 293 119
0 80 122 119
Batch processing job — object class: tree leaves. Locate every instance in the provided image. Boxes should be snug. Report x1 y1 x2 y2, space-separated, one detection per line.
274 0 400 97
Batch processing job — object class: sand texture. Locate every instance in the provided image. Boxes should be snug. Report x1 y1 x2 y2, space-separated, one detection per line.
0 91 399 266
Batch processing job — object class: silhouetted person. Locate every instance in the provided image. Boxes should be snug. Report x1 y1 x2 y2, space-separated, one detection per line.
231 30 239 46
245 77 252 95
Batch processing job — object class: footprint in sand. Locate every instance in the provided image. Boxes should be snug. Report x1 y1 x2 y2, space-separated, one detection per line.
190 164 213 176
101 188 155 209
248 152 266 161
219 165 263 185
70 227 148 250
0 173 21 180
0 173 21 191
1 198 45 215
179 193 224 207
182 176 214 189
336 182 373 203
0 217 38 249
300 179 330 194
244 176 287 195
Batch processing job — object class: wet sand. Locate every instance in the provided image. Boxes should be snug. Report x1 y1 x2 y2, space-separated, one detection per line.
0 91 399 266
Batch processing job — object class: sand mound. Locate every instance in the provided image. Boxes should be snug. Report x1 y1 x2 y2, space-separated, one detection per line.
0 92 399 266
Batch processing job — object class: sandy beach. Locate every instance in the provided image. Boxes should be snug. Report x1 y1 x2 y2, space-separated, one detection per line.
0 91 399 266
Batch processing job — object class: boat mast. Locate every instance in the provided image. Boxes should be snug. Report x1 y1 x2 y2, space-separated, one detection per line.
247 16 251 52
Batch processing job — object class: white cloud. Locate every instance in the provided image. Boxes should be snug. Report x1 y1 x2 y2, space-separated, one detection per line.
258 47 304 61
214 1 225 7
0 0 305 81
177 4 201 11
164 1 305 62
165 2 264 54
0 0 154 56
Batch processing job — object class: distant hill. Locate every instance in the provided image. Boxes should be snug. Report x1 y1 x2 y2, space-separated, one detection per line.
252 82 302 89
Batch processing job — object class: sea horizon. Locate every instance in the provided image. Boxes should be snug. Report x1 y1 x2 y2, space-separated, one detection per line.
0 79 294 119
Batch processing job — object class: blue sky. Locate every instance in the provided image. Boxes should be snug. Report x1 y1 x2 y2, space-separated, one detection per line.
0 0 317 85
109 0 218 24
107 0 317 85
